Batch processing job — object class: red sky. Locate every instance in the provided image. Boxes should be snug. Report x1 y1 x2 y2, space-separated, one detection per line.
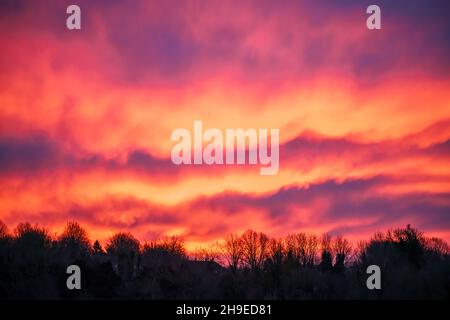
0 0 449 249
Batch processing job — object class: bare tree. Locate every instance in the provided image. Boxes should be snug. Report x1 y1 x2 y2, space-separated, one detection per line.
333 236 352 257
305 234 319 266
58 221 91 259
321 234 332 253
0 220 8 239
285 233 318 266
221 233 243 271
106 232 140 254
240 229 269 270
14 222 52 249
333 235 352 270
106 232 140 279
159 235 186 256
192 244 220 262
426 237 449 255
285 232 306 264
267 238 284 267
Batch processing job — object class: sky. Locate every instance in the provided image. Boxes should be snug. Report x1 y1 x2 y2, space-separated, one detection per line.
0 0 449 248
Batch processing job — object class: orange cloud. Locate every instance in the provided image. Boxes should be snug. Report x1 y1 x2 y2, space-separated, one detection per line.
0 0 449 246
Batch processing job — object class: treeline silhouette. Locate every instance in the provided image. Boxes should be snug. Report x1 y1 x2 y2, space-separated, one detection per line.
0 220 449 299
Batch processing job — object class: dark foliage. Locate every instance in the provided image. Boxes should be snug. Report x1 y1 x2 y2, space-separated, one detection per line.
0 221 448 299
